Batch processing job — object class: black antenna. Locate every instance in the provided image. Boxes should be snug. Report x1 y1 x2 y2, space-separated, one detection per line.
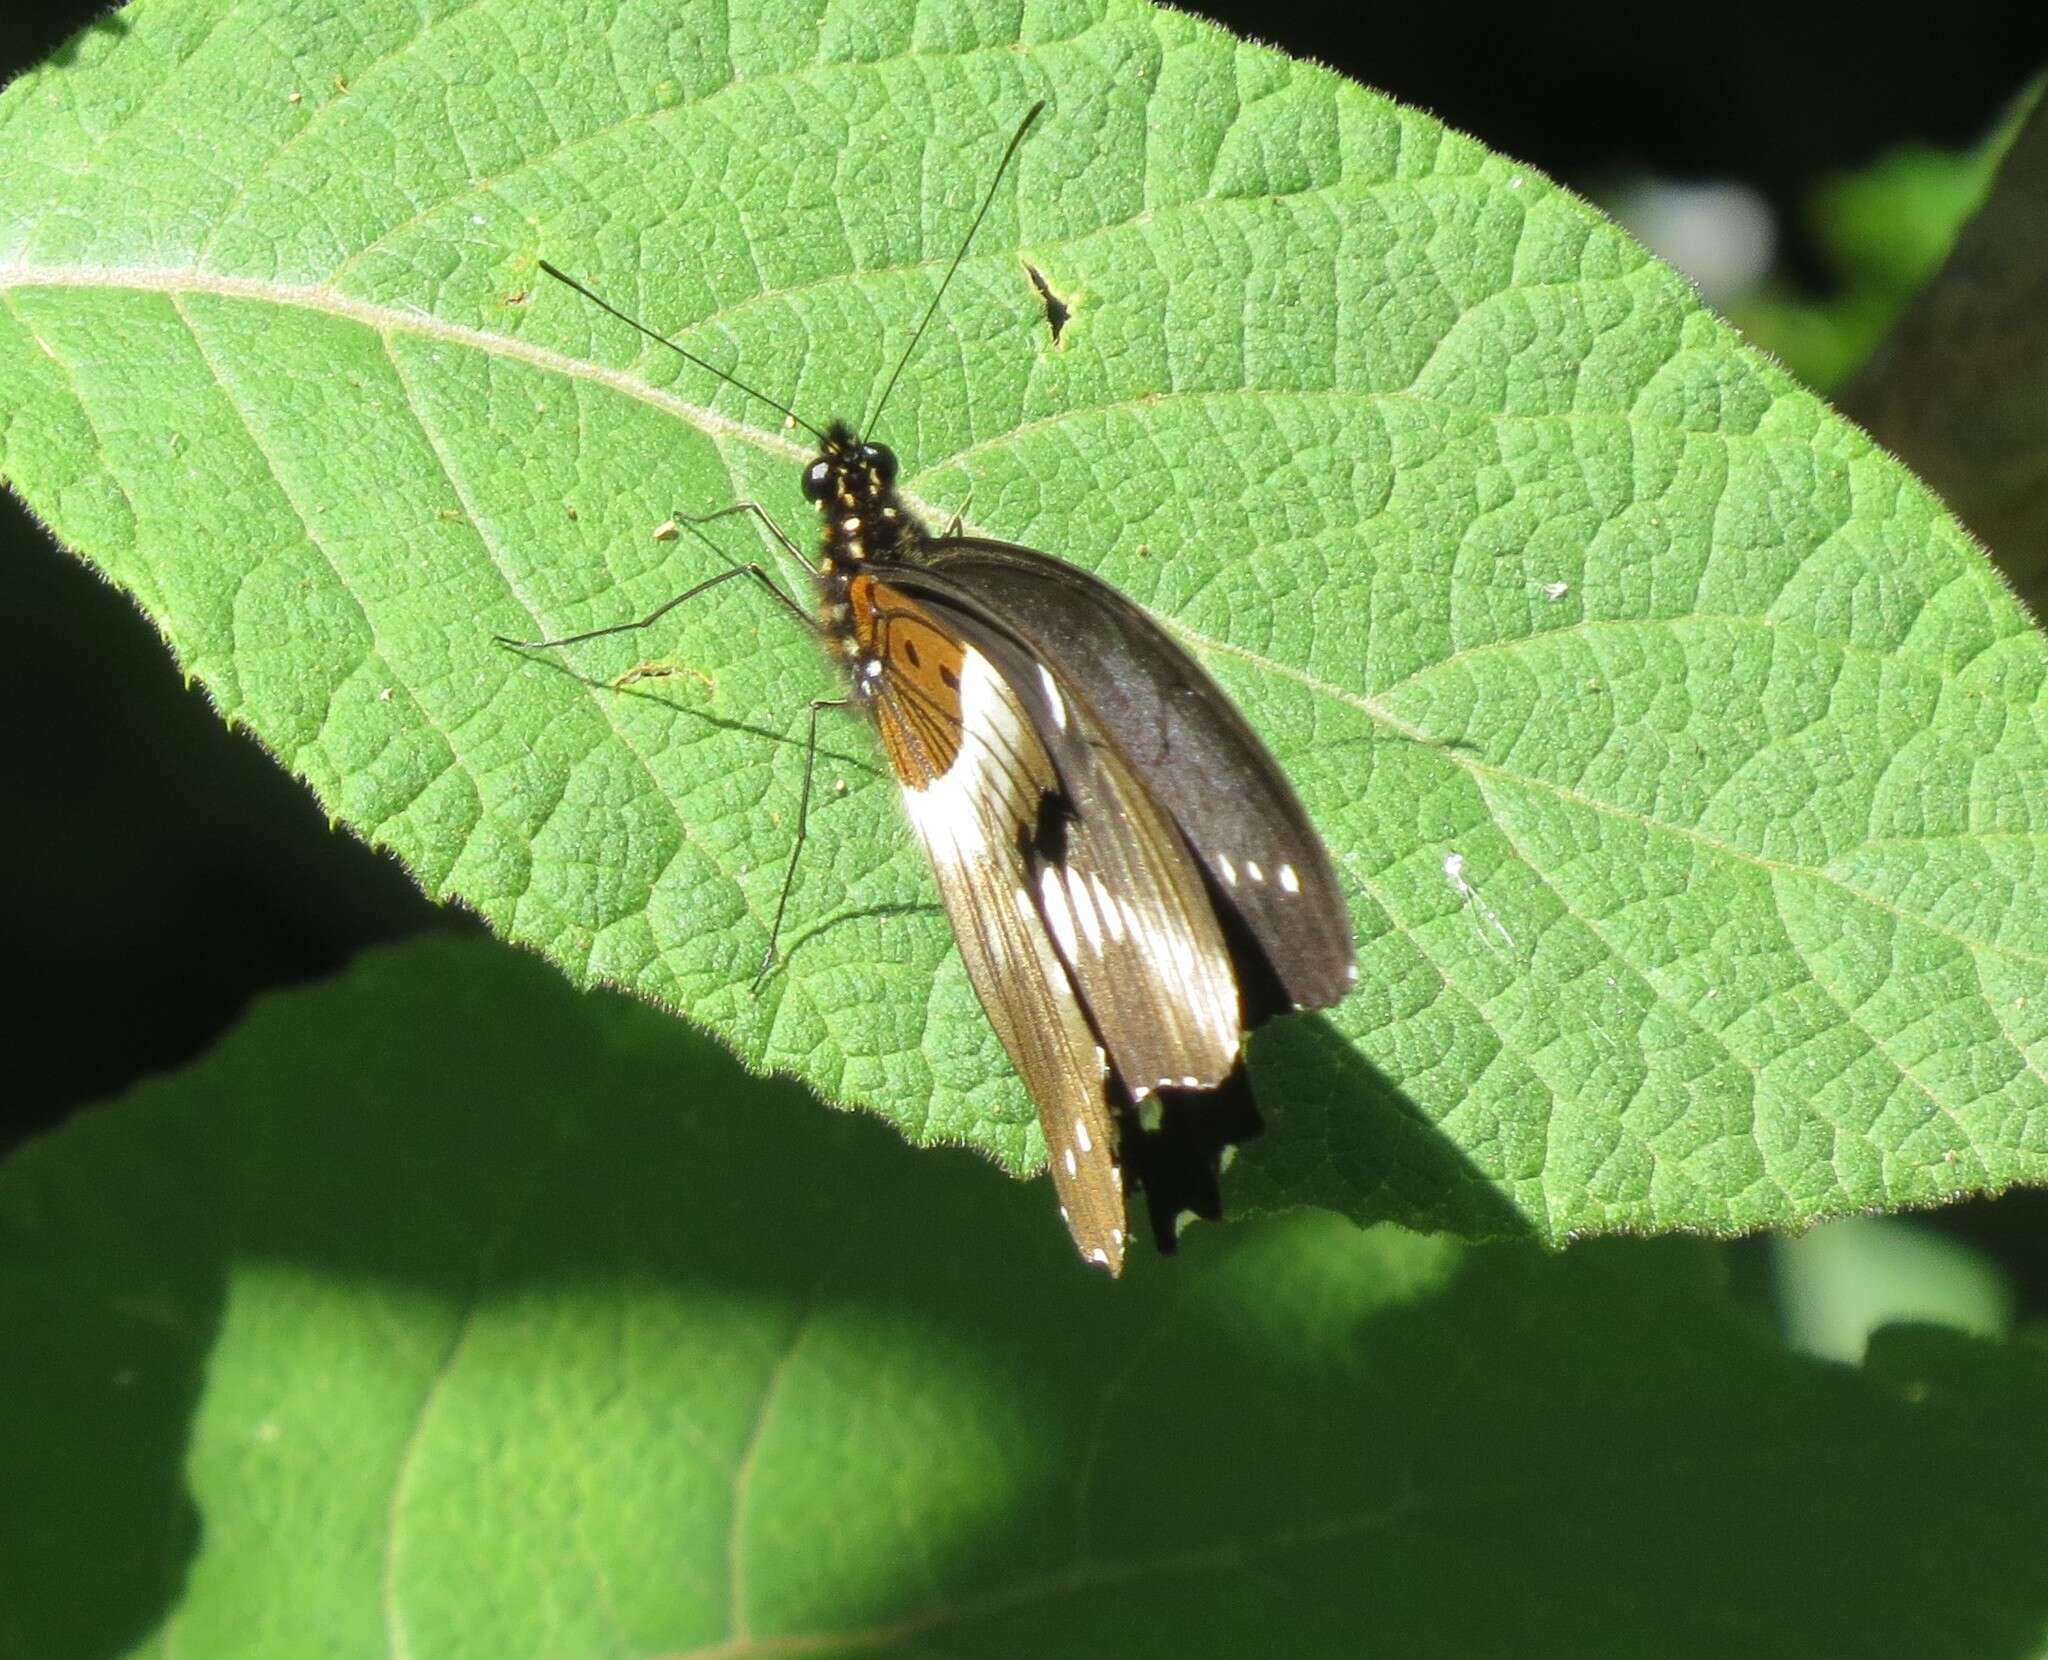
536 258 824 442
863 100 1046 435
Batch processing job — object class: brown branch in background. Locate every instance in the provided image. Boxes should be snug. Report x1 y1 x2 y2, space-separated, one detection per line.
1840 89 2048 621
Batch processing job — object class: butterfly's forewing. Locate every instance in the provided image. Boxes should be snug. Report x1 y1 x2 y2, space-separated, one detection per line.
879 577 1245 1096
853 574 1130 1271
904 542 1357 1013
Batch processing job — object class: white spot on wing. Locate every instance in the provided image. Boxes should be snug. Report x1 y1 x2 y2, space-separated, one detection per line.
1090 872 1125 941
1218 855 1238 886
1039 866 1079 959
1246 860 1265 883
1074 1117 1093 1153
1037 664 1068 730
901 650 1015 861
1064 1146 1078 1177
1065 866 1104 954
1279 862 1301 894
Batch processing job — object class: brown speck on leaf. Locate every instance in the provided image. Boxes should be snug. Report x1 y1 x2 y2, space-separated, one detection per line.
503 289 528 306
1024 264 1070 345
287 89 301 103
615 660 706 690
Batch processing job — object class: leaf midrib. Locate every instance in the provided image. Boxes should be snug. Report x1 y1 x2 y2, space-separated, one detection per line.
667 1439 1932 1660
21 264 2003 699
0 260 807 467
7 257 2037 987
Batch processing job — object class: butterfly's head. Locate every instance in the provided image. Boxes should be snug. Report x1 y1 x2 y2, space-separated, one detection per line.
803 424 897 508
804 423 912 565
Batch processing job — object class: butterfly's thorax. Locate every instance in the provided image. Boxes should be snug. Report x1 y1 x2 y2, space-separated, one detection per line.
808 427 922 686
806 424 972 781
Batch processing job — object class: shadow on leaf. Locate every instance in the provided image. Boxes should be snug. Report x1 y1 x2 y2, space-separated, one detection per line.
2 937 2044 1658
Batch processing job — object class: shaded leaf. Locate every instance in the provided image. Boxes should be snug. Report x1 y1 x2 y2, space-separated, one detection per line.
3 938 2048 1658
1732 107 2020 391
1841 87 2048 613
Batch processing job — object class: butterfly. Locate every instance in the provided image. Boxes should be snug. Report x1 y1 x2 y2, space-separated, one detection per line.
508 104 1356 1273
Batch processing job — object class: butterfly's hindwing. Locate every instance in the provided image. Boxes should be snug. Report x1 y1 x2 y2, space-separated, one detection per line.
891 587 1245 1096
907 541 1357 1013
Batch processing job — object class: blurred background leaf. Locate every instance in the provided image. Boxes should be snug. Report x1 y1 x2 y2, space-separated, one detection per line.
1838 87 2048 616
1723 100 2027 391
4 936 2046 1658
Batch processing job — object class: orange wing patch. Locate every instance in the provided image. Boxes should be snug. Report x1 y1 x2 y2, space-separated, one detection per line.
847 572 968 785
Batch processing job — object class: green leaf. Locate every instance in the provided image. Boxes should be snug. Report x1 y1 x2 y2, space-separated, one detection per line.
4 936 2048 1658
1838 87 2048 615
2 0 2044 1246
1731 106 2021 391
1773 1215 2014 1364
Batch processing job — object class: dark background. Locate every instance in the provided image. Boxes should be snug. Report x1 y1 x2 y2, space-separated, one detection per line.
5 0 2045 1279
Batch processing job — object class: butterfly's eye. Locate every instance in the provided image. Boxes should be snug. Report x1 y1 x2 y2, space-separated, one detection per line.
802 460 833 503
864 444 898 488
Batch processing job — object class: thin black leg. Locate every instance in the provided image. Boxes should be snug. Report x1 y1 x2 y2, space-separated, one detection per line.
758 694 854 986
678 500 816 572
494 560 817 651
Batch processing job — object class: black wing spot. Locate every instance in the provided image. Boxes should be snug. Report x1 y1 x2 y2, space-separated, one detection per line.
1024 264 1070 345
939 663 961 692
902 637 921 668
1027 789 1072 865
